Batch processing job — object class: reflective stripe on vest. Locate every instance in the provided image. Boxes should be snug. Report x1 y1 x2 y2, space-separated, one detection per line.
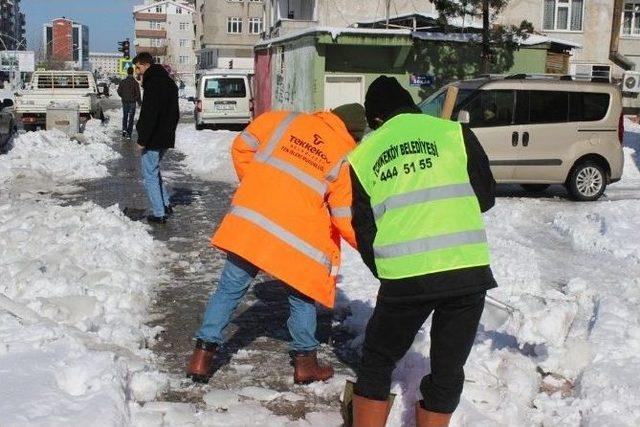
326 157 346 182
256 112 300 161
372 183 475 221
374 229 487 259
330 206 352 218
240 130 260 149
230 206 332 270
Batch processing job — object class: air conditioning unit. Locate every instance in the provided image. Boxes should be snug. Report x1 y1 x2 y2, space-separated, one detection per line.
573 64 611 83
622 71 640 93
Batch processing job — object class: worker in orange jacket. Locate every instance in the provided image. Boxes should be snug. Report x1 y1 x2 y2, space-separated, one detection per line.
187 104 367 384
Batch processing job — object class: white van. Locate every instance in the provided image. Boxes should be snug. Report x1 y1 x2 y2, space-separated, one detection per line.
193 69 254 130
419 76 625 201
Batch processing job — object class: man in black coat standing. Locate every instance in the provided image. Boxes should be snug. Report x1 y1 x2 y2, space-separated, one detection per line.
132 52 179 223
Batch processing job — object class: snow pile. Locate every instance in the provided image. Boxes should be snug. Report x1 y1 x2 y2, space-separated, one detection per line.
0 196 169 425
0 124 119 184
179 97 195 115
174 123 238 182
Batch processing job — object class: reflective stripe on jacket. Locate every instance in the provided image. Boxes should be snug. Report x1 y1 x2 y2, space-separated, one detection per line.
212 111 357 308
348 113 490 279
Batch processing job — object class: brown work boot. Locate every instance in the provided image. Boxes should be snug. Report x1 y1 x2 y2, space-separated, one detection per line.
415 401 452 427
352 394 391 427
186 339 218 383
292 350 334 384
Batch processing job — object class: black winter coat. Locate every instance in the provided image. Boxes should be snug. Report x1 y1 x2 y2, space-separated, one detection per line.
117 76 141 104
350 118 498 302
136 64 179 149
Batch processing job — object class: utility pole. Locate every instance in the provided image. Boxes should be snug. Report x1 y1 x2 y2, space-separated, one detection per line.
481 0 490 74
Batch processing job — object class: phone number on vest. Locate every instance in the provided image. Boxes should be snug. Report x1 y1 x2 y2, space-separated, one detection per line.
373 140 440 182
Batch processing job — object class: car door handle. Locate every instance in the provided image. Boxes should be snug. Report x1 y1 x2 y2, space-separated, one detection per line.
512 131 519 147
523 132 530 147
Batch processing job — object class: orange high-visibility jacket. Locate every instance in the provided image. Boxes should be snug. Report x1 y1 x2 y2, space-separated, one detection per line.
211 111 357 308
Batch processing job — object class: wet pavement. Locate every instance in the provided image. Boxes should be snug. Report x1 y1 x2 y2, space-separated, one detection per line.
65 112 357 420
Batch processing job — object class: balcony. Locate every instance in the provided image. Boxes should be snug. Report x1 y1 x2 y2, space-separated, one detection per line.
134 12 167 22
135 46 167 56
135 29 167 38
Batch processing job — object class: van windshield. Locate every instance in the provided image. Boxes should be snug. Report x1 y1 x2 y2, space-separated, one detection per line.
203 78 246 98
418 87 474 118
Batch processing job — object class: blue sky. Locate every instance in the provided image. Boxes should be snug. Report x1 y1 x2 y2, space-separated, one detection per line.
22 0 139 53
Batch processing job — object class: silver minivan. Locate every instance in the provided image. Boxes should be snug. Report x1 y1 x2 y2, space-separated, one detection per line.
194 70 254 130
419 76 625 201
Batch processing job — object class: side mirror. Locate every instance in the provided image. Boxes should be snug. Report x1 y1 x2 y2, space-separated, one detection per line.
457 110 470 124
188 96 195 103
2 98 14 108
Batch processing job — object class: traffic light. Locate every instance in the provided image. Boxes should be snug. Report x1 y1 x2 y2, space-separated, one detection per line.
118 39 130 59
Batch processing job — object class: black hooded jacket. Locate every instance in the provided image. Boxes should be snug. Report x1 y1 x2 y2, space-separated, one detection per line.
136 64 179 149
350 113 498 302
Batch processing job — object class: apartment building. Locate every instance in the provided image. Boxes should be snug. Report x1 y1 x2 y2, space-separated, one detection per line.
499 0 640 80
43 17 90 70
0 0 26 50
89 52 122 77
194 0 264 70
133 0 197 84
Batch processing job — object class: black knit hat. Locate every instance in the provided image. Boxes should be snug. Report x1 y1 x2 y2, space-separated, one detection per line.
365 76 417 129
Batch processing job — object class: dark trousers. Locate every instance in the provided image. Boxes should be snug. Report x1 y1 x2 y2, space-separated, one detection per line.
122 102 136 136
354 291 486 414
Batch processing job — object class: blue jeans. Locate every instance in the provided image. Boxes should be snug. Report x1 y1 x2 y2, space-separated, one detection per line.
141 149 170 217
195 253 320 352
122 102 136 136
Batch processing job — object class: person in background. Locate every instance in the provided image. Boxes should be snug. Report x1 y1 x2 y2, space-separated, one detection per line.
186 104 367 385
132 52 179 224
346 76 497 427
117 66 141 139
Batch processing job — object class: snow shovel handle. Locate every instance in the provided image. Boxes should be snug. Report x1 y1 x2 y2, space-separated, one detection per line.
485 295 518 315
440 86 459 120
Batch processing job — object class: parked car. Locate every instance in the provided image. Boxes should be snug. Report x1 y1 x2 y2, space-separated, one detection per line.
14 70 106 131
193 69 254 130
419 76 624 201
0 98 17 153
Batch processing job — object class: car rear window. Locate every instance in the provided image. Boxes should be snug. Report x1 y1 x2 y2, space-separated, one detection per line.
204 78 246 98
569 92 610 122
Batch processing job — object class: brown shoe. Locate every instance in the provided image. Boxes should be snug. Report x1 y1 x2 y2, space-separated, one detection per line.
293 350 334 384
186 339 218 383
415 401 452 427
352 394 391 427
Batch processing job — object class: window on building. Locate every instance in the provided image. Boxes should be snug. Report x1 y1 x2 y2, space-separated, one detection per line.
176 7 182 14
155 5 163 13
179 22 189 30
543 0 583 31
150 21 161 29
249 17 263 34
179 55 189 64
154 56 162 64
227 0 244 2
227 17 243 34
623 2 640 36
151 38 163 47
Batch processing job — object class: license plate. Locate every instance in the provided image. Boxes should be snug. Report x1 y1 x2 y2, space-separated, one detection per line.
216 104 235 110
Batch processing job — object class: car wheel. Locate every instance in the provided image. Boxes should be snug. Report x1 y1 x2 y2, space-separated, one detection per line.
520 184 550 193
567 161 606 201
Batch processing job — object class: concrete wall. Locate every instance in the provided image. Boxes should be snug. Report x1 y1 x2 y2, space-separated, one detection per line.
271 36 318 111
197 0 263 54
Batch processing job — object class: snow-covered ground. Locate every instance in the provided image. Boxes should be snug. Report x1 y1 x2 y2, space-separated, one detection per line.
0 118 170 426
